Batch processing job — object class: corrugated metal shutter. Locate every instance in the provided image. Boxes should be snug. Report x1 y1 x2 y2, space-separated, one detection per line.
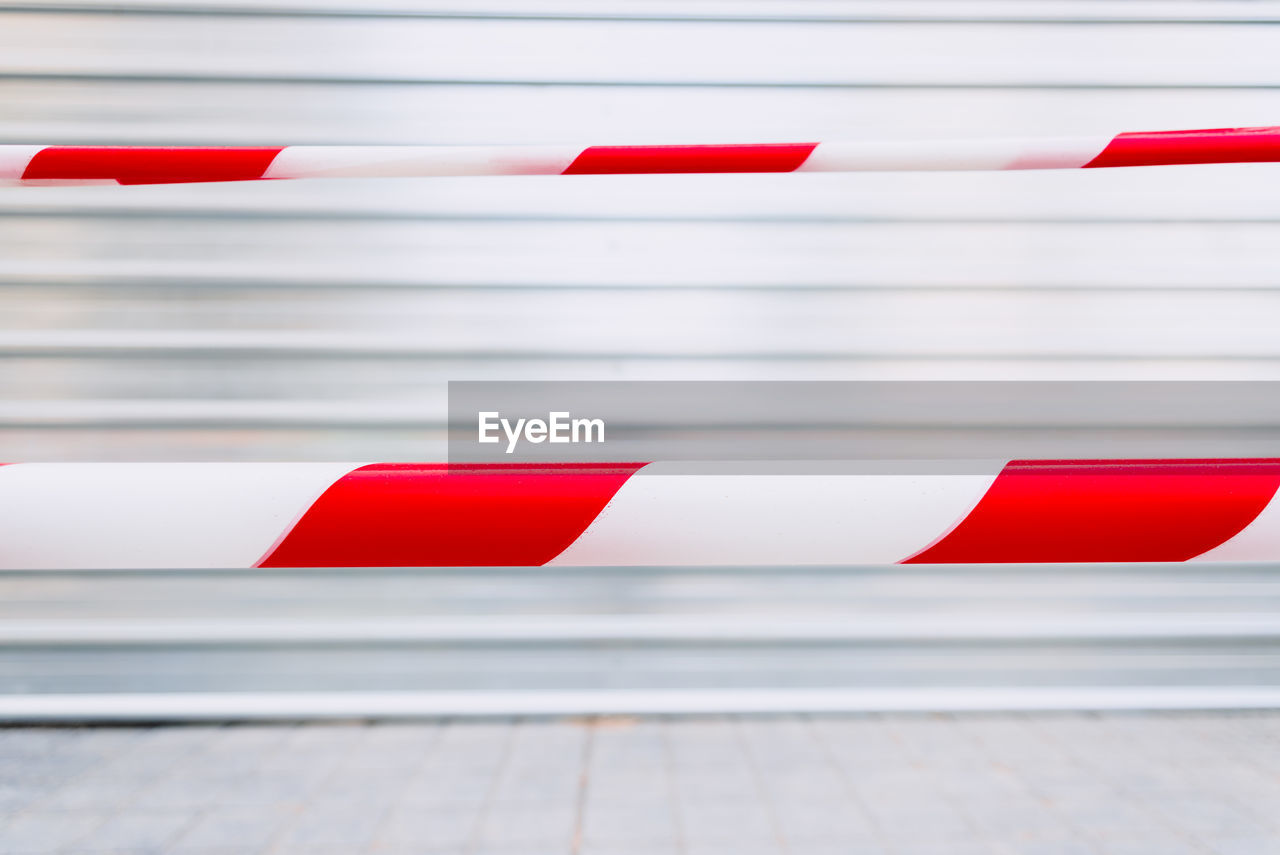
2 0 1279 460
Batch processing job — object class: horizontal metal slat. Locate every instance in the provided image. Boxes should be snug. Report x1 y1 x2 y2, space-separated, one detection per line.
2 16 1278 87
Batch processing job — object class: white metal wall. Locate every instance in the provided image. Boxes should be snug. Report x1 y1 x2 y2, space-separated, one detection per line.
1 0 1279 460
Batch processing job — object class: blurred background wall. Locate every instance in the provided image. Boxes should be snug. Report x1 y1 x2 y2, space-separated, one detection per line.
1 0 1280 461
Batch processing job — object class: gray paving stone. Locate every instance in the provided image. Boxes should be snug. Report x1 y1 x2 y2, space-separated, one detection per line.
169 805 295 852
128 775 242 811
0 731 75 758
371 804 480 849
0 756 96 789
1203 839 1280 855
269 800 390 850
398 767 498 807
677 799 777 844
311 764 417 805
278 726 366 753
474 804 577 848
865 806 974 843
584 764 670 806
431 724 512 766
43 775 147 811
205 770 328 808
670 767 758 803
770 799 877 843
963 802 1071 837
1094 840 1205 855
0 783 57 813
579 845 681 855
1064 804 1182 840
782 845 888 855
0 810 108 853
580 804 679 845
1154 796 1275 837
762 769 850 802
489 771 579 806
683 842 785 855
889 844 993 855
73 809 197 852
987 839 1102 855
130 728 224 756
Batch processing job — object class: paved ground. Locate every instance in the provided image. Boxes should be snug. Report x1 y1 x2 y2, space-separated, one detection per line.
3 713 1280 855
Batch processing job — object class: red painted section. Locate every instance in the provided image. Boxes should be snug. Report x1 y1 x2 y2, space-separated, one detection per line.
22 146 285 185
258 463 646 568
905 459 1280 564
1084 127 1280 168
563 143 818 174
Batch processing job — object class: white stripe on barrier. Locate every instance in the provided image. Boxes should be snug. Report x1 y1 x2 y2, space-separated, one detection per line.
262 144 581 178
1003 136 1115 170
548 463 999 565
0 462 358 569
0 145 40 181
796 137 1109 172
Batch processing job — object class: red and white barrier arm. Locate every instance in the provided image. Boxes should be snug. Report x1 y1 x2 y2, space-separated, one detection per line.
1 460 1279 568
2 127 1279 185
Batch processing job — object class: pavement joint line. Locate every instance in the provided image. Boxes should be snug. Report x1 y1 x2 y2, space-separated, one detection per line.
732 716 790 854
801 714 890 851
461 719 515 855
569 716 593 855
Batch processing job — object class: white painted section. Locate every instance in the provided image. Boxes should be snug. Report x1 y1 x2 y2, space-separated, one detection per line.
797 136 1109 172
1003 135 1114 169
3 686 1279 721
0 463 359 569
1191 488 1280 562
0 145 41 180
549 463 999 565
0 144 118 185
262 145 581 178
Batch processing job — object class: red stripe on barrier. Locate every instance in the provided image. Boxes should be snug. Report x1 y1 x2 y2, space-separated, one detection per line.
1084 127 1280 169
257 463 646 568
904 459 1280 564
563 143 817 174
21 146 285 185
